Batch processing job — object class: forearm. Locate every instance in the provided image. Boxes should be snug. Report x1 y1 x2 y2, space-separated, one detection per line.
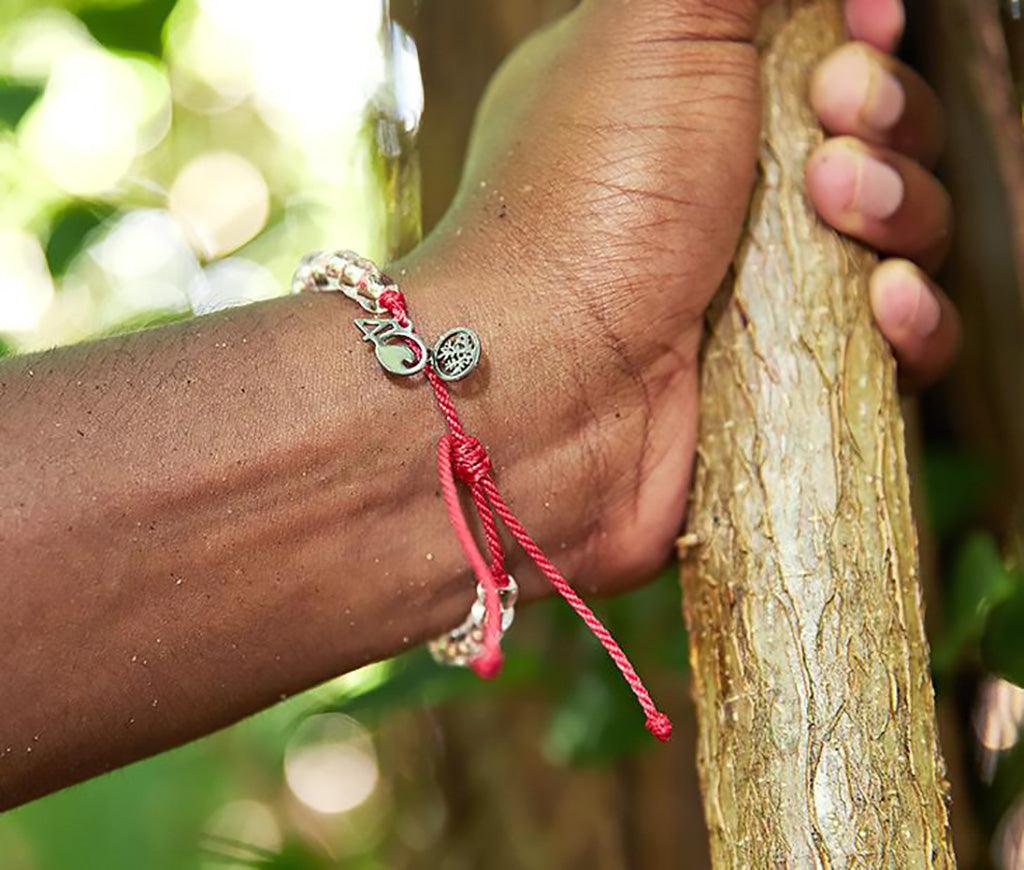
0 241 581 809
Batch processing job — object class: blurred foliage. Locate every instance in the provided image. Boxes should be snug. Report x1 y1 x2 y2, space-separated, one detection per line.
541 569 688 765
44 201 114 276
320 648 545 726
0 79 41 127
3 735 228 869
97 307 191 336
77 0 177 56
934 531 1017 678
984 581 1024 687
925 448 998 538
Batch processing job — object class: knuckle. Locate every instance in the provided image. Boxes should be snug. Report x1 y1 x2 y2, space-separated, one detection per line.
609 0 762 43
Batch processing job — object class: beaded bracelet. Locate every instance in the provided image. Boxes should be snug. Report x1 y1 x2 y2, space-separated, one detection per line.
292 250 672 741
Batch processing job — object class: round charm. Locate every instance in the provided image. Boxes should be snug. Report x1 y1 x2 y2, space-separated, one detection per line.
431 327 481 382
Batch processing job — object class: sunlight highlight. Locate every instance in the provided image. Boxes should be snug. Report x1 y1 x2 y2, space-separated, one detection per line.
18 49 171 195
284 714 379 815
0 229 54 335
169 152 270 260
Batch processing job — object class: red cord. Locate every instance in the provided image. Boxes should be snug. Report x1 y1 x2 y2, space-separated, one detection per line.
382 290 671 741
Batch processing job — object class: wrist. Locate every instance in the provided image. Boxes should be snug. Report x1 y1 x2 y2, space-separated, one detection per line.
381 238 675 732
258 291 475 661
389 230 700 599
388 237 586 599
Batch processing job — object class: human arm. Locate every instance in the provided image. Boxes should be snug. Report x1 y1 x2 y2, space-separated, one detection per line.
0 0 957 809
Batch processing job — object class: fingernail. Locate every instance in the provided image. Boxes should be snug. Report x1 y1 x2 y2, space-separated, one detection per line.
813 48 904 132
852 151 904 220
873 265 941 338
863 68 905 131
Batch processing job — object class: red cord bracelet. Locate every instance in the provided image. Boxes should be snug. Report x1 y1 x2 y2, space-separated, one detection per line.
293 251 672 742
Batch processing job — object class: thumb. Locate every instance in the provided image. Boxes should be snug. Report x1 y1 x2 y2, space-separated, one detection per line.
583 0 763 42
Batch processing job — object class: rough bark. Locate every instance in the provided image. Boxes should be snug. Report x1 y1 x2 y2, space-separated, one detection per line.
680 2 955 865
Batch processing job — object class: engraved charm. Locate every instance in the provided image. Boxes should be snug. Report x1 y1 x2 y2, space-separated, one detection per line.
354 318 428 376
431 327 482 382
428 576 518 667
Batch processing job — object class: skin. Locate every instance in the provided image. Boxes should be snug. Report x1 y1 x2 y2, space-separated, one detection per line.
0 0 957 810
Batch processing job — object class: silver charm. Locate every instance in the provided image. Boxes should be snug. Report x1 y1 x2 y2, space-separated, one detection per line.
429 576 518 667
295 251 483 382
354 318 428 376
431 327 482 382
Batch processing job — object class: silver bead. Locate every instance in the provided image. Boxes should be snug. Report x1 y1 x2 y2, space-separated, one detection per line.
429 576 518 667
290 250 329 293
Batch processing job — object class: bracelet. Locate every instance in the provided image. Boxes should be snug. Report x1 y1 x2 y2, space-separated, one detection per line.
292 250 672 741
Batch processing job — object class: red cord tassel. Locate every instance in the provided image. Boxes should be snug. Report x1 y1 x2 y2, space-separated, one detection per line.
384 290 671 741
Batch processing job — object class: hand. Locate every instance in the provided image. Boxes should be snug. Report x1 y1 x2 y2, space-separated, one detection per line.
402 0 957 598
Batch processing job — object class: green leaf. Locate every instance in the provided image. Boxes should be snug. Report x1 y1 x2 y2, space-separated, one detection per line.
542 670 650 766
46 202 116 278
77 0 178 57
925 449 997 537
583 566 689 672
934 532 1017 676
982 580 1024 687
0 79 42 128
265 838 335 869
317 648 543 723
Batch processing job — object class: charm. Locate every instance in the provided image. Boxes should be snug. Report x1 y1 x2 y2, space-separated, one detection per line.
429 576 518 667
431 327 482 382
354 318 428 376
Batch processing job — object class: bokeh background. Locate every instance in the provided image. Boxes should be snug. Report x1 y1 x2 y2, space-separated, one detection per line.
2 1 1024 867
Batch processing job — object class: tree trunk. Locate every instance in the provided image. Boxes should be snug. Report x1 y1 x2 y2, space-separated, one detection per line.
680 2 956 865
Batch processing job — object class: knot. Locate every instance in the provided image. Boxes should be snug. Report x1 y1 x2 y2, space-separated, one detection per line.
378 288 408 325
645 711 673 742
451 435 491 486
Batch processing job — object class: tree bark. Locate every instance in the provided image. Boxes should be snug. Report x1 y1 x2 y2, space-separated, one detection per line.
680 2 956 865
